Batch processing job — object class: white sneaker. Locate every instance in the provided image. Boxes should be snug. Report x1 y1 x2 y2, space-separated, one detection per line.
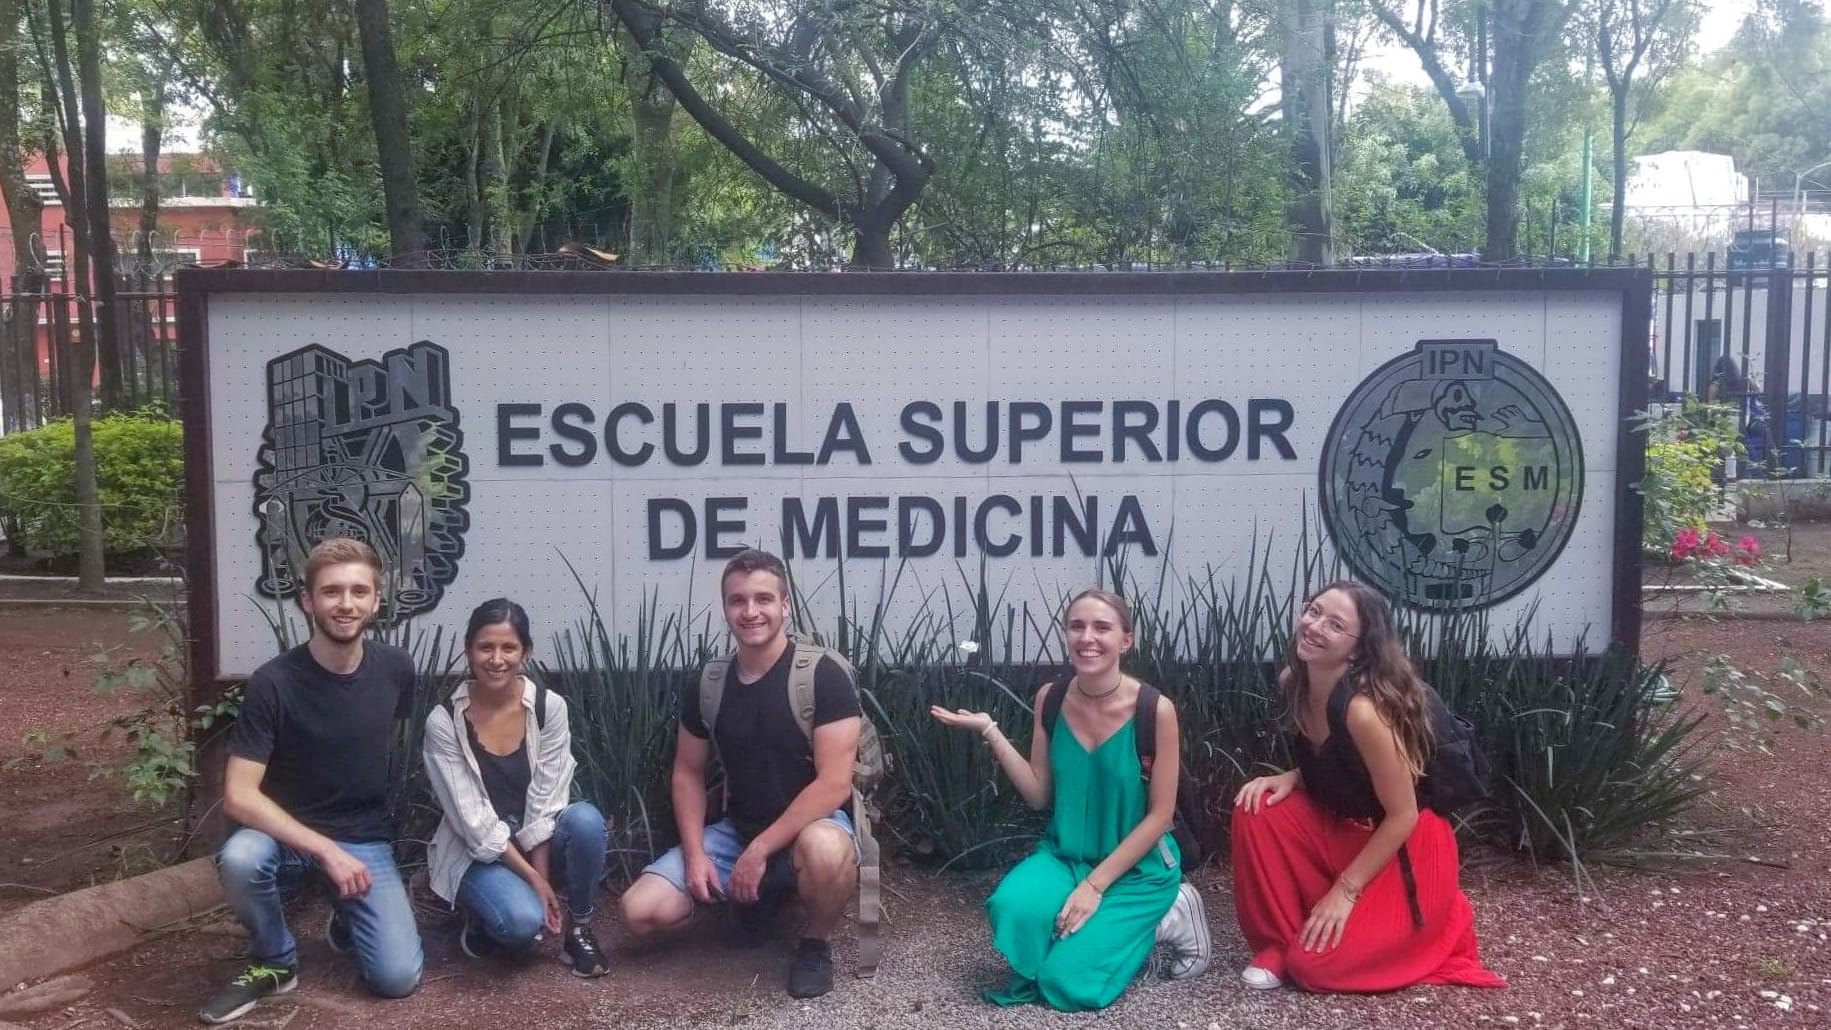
1153 881 1212 980
1240 965 1283 990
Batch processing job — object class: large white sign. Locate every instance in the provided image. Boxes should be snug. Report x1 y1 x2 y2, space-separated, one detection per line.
195 276 1638 679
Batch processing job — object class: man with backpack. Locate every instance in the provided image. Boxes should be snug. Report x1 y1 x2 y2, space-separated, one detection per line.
619 549 869 999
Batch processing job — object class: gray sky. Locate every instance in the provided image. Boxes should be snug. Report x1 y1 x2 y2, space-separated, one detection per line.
1360 0 1756 93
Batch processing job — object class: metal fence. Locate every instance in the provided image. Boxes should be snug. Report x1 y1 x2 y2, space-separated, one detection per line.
2 256 1828 481
0 273 180 432
1642 253 1831 480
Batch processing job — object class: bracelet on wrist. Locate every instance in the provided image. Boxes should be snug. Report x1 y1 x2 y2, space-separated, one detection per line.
981 724 1001 744
1336 876 1362 903
1084 878 1106 895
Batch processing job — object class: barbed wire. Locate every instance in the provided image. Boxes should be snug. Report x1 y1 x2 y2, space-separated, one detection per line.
2 236 1818 285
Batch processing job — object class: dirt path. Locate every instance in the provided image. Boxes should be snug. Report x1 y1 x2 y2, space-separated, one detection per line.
2 611 1827 1028
0 606 178 918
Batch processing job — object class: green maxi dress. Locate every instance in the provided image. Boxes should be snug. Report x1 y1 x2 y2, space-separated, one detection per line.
984 708 1182 1011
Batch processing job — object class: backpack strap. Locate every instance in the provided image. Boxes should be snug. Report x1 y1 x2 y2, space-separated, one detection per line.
779 639 880 978
853 784 882 978
532 675 548 731
698 655 734 738
1039 675 1070 739
1134 682 1160 769
1397 844 1424 927
786 639 824 744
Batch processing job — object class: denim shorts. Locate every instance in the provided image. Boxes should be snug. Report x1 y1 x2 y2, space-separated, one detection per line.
641 809 857 897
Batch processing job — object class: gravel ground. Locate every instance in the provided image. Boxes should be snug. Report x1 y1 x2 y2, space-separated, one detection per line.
5 605 1829 1029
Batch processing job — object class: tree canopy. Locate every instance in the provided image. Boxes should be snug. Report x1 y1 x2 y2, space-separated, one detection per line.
0 0 1814 271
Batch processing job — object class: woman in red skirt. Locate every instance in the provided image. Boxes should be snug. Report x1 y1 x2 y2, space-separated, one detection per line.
1230 581 1504 993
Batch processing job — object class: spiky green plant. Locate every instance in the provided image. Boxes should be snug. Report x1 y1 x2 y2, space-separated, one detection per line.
356 520 1713 880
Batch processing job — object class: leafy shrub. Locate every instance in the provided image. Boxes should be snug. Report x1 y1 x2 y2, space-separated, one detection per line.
0 409 184 558
1633 400 1740 556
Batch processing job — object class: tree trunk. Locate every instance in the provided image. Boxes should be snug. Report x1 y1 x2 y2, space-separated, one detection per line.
139 76 167 270
849 219 894 270
1609 88 1629 263
484 99 509 262
72 0 120 414
516 121 555 253
354 0 422 265
464 99 483 252
1280 0 1335 265
1483 37 1531 262
618 32 679 266
72 0 110 588
0 0 46 433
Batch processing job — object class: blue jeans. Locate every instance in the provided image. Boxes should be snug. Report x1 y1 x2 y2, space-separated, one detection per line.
456 801 606 953
216 829 423 998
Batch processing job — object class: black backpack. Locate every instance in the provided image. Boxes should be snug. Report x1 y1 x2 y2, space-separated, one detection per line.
1320 680 1489 818
1414 687 1490 816
1320 680 1490 927
1040 678 1208 869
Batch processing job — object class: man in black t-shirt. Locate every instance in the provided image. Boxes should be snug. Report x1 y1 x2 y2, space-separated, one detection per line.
621 549 862 999
198 538 423 1025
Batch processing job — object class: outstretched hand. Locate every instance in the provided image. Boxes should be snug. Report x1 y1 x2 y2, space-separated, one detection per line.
929 706 995 735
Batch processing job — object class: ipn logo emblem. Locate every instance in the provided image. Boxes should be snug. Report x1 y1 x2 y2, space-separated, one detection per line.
1320 339 1583 612
252 341 470 622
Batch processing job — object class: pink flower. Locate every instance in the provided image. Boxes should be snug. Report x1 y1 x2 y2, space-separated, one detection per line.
1671 527 1701 561
1735 534 1761 567
1702 531 1732 559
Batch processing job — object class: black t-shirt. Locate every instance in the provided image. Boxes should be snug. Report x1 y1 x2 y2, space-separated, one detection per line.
227 642 416 842
466 716 530 827
681 645 861 839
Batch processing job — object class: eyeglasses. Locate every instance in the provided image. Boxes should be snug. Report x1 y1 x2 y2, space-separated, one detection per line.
1299 602 1358 639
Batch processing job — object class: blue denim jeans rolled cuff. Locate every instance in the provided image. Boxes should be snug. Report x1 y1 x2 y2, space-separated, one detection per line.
640 807 858 897
456 801 607 951
215 827 423 998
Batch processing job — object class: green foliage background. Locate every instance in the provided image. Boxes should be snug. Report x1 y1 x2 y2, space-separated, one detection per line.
0 411 184 558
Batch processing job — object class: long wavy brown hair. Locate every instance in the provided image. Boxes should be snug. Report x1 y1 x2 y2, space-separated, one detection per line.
1279 580 1435 777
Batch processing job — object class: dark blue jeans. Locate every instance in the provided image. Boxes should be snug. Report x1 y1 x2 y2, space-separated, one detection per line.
456 801 606 952
216 829 423 998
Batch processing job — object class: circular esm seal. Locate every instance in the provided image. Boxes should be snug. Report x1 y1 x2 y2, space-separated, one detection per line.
1319 339 1583 612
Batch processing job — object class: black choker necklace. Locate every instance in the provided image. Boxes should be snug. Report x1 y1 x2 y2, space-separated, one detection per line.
1075 675 1123 700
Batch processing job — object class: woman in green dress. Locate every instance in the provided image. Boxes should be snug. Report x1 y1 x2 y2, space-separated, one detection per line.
930 589 1195 1011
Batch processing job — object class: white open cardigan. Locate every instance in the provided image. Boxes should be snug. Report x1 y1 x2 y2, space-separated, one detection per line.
421 677 576 905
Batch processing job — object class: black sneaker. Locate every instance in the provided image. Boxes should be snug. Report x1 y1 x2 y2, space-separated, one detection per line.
197 962 297 1024
560 924 611 978
325 912 353 955
458 913 498 960
786 937 834 999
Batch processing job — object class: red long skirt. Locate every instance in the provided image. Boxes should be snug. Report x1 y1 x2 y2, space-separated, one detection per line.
1231 789 1505 992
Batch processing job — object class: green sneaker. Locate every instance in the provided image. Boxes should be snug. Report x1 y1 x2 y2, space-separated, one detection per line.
197 961 297 1024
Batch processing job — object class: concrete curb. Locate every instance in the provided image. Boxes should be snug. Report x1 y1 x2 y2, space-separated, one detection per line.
0 857 222 988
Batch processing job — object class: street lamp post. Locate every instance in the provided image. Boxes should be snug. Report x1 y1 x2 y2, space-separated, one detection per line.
1794 159 1831 215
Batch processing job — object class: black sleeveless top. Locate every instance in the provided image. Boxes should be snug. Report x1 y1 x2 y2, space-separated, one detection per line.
465 715 530 826
1291 679 1386 820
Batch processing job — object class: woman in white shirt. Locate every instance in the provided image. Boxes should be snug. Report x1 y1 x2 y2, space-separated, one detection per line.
422 598 610 977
